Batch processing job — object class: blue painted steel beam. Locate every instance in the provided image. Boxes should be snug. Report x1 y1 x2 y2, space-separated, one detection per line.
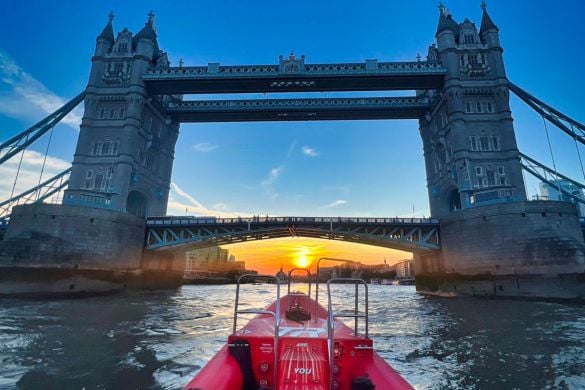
0 168 71 217
0 92 85 166
520 153 585 191
143 61 446 94
509 82 585 145
166 96 431 122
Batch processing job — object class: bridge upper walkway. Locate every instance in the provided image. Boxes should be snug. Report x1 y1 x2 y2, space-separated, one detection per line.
145 215 441 252
143 60 446 94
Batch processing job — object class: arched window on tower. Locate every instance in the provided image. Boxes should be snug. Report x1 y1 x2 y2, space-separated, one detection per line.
449 188 462 211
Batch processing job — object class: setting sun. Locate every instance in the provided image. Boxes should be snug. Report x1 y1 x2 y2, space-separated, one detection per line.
290 246 315 269
293 254 311 268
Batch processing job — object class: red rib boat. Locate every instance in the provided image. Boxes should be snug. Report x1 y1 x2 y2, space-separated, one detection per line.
185 259 413 390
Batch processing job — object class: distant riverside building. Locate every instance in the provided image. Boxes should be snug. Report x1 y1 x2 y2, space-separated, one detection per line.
184 246 245 278
368 263 391 273
392 260 415 279
539 180 585 217
276 267 287 283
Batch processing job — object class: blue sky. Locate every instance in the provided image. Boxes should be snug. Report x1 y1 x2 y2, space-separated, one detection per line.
1 0 584 218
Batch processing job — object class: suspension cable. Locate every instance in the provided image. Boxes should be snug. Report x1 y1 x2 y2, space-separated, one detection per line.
36 126 55 201
571 123 585 181
521 163 529 199
6 147 26 213
540 113 562 196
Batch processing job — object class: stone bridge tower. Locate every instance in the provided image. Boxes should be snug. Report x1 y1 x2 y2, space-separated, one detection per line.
420 4 526 218
64 12 179 217
415 5 585 299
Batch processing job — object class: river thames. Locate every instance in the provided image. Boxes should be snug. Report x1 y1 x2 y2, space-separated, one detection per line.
1 285 584 389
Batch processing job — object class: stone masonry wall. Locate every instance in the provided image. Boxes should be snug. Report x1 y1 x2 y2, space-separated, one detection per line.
0 204 145 270
439 200 585 276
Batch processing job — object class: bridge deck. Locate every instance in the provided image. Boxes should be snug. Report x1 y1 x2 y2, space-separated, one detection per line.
143 61 446 94
166 96 431 122
145 216 441 252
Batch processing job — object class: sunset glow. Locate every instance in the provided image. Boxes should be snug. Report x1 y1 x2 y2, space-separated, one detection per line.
225 237 411 274
293 255 311 268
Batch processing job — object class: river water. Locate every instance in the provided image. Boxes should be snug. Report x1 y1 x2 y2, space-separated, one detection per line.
1 284 584 389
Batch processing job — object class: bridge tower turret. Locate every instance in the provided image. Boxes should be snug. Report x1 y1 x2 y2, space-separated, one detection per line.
420 3 526 218
64 12 179 217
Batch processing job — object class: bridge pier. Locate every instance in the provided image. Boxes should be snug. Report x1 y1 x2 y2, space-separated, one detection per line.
415 201 585 301
0 204 183 296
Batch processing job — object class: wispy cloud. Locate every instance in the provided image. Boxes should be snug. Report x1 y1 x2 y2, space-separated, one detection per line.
321 199 348 209
213 202 228 210
261 166 283 187
287 140 297 158
192 142 219 152
168 182 248 218
261 166 284 199
301 145 319 157
0 50 82 129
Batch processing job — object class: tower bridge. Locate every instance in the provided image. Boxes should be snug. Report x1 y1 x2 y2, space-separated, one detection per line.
1 5 584 299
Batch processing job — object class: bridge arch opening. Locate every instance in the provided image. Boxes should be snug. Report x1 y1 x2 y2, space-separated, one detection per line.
127 190 149 217
182 236 416 277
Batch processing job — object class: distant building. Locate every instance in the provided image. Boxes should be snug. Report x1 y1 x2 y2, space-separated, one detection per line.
276 267 287 283
368 263 391 273
219 248 229 263
539 180 585 217
184 246 245 278
392 260 414 279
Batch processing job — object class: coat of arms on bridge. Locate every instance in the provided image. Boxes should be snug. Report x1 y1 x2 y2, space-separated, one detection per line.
279 51 305 74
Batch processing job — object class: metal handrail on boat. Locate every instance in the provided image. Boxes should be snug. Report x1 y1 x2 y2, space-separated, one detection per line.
233 274 281 389
314 257 359 322
326 278 369 390
287 268 312 313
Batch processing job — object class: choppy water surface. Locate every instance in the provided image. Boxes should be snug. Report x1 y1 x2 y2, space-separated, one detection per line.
1 285 584 389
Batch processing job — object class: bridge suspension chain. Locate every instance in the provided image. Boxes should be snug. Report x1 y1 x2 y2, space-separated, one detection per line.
572 122 585 181
520 153 585 205
0 92 85 166
0 168 71 219
509 81 585 189
508 82 585 144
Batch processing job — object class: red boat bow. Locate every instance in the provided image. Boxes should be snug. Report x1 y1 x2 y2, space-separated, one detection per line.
186 267 412 389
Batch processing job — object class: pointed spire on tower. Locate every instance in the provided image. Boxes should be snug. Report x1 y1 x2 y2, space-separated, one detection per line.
133 10 160 58
480 1 499 33
135 10 158 41
97 11 115 43
438 2 447 16
147 10 156 30
435 2 460 37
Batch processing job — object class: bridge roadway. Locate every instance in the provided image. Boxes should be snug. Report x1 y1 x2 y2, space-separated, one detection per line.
145 216 441 253
143 60 446 94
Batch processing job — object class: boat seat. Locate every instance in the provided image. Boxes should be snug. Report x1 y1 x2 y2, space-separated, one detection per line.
285 306 311 322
